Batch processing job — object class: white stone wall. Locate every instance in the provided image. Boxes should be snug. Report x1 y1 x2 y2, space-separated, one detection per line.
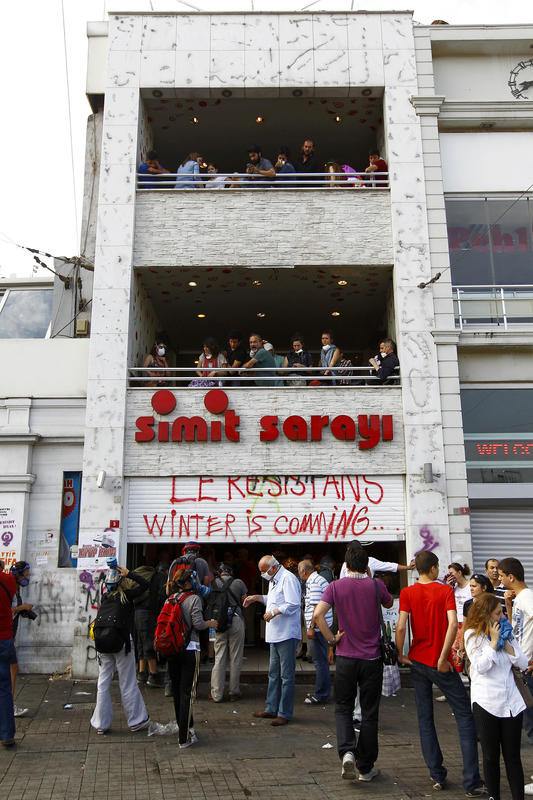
133 190 393 268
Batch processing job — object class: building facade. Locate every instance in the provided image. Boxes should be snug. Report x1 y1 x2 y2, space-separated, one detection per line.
1 8 532 675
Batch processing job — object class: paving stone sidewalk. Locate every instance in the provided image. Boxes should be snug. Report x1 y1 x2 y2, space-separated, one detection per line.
2 672 532 800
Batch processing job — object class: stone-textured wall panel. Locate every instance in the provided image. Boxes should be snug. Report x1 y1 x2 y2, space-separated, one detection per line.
133 191 393 267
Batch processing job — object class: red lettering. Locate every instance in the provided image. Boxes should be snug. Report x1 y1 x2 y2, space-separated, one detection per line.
157 421 170 442
491 225 515 253
471 232 489 252
248 514 267 537
170 476 195 504
246 477 263 497
198 477 217 502
310 415 329 441
224 409 240 442
288 517 300 535
334 505 357 539
351 506 370 536
448 226 469 252
135 416 155 442
264 477 282 497
206 515 223 537
143 514 166 537
179 515 190 538
210 420 222 442
273 515 288 534
477 443 495 455
227 476 246 500
289 477 305 496
260 415 279 442
188 514 203 537
299 513 322 536
172 416 208 442
331 415 356 441
363 477 384 504
517 227 528 253
382 415 393 441
343 476 360 502
323 476 341 499
283 415 307 441
225 513 236 540
358 415 380 450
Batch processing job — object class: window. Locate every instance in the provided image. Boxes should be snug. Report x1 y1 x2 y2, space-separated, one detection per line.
446 196 533 286
0 288 53 338
461 388 533 483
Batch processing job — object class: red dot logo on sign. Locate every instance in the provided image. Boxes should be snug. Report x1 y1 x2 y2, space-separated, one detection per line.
151 390 176 416
204 389 229 414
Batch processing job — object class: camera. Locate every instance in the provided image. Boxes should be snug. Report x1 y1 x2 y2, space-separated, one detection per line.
21 609 37 621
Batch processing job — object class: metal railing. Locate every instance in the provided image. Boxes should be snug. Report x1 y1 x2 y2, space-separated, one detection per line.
136 171 389 190
453 285 533 330
129 365 400 387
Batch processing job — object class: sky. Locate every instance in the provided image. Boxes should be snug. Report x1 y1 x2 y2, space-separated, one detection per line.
0 0 531 280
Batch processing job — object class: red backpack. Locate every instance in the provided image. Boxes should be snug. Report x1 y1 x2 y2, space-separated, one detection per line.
154 591 192 657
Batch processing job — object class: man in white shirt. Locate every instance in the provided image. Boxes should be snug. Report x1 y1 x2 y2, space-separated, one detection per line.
243 555 301 725
498 557 533 744
339 541 415 580
298 559 333 705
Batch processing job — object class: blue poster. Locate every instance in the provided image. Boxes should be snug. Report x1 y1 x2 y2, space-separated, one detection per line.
59 471 82 567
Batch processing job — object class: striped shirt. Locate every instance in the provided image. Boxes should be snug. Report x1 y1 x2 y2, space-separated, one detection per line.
304 571 333 629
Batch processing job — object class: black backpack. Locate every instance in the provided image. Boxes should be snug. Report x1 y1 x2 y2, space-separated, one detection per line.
93 593 132 654
205 577 239 633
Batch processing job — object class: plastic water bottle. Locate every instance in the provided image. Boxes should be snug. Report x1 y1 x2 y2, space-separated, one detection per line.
209 627 216 642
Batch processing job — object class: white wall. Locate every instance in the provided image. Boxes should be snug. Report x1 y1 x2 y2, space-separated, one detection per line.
434 54 532 102
459 347 533 383
0 339 89 398
441 132 533 192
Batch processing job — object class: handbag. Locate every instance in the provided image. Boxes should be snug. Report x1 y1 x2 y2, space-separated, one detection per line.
512 666 533 708
372 578 398 666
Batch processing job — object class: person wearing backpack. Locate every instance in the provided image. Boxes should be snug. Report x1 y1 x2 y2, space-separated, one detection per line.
209 563 248 703
131 561 162 688
90 565 151 736
162 560 218 749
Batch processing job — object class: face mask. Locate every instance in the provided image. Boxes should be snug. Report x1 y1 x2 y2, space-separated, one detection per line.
322 344 331 351
294 349 303 355
250 348 257 357
380 351 387 358
157 347 165 356
261 570 273 581
18 577 29 587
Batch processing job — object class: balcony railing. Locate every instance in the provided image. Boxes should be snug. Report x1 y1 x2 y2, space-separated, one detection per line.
128 366 400 388
136 171 389 190
453 285 533 330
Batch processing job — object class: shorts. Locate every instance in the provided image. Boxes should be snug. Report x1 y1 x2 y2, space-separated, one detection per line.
134 610 156 660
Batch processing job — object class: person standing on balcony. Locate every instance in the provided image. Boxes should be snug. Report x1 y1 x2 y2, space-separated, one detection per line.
245 145 275 184
283 334 313 386
275 147 296 181
240 334 277 386
225 331 248 387
175 152 203 188
295 138 320 183
143 341 169 387
138 150 170 187
320 330 341 385
368 339 399 385
263 342 284 387
365 150 388 186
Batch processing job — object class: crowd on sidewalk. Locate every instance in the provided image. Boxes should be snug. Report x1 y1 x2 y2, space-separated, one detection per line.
1 544 533 800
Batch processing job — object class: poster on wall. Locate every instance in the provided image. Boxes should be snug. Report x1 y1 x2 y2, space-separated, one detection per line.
126 475 406 543
0 499 24 570
77 527 118 571
58 472 82 568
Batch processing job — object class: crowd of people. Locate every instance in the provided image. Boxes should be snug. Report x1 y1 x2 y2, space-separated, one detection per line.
2 546 532 799
138 139 389 189
142 332 400 387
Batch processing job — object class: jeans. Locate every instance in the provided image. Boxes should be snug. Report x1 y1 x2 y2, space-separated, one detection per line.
335 655 383 774
308 631 331 701
410 660 481 792
167 650 200 744
265 638 298 720
472 702 524 800
0 638 15 741
524 674 533 740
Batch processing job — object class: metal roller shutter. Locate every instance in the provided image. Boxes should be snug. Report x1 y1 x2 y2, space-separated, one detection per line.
471 507 533 583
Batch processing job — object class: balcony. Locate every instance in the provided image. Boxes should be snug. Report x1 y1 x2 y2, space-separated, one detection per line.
453 285 533 330
133 172 392 269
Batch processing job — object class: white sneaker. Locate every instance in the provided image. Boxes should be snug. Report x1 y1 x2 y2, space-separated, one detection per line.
435 695 447 702
13 705 28 718
341 752 356 780
524 782 533 796
359 766 380 782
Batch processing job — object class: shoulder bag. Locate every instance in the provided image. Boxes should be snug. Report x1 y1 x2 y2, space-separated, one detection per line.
372 578 398 666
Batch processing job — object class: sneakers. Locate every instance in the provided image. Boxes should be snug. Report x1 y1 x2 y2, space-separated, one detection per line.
432 780 446 791
341 752 356 780
304 694 320 705
465 787 487 797
136 670 148 684
129 718 150 732
13 705 28 718
179 729 198 749
435 695 447 703
359 767 380 782
146 673 163 688
525 776 533 795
